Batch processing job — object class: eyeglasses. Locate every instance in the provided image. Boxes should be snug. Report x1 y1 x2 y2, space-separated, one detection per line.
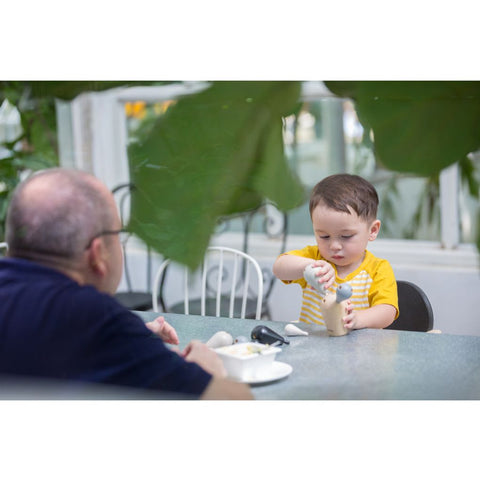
84 228 130 250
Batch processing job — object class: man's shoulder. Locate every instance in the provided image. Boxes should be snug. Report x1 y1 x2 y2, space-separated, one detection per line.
71 284 125 315
63 282 141 333
0 256 132 323
0 257 69 279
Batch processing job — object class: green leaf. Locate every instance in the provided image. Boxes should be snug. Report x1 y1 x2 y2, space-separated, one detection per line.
325 81 480 176
459 155 480 198
28 81 167 101
128 81 304 268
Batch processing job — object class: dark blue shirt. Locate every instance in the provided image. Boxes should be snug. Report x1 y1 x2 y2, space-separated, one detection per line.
0 257 211 397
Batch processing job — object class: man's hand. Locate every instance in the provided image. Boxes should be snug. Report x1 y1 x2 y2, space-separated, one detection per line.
145 316 179 345
182 340 227 377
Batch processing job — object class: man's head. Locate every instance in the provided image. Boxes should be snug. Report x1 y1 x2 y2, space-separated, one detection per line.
6 168 123 294
309 173 379 223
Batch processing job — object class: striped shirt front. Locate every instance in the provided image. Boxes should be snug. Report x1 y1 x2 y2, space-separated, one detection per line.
281 246 398 326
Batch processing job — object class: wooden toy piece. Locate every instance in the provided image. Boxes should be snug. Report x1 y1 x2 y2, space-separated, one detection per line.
321 283 353 336
303 265 353 336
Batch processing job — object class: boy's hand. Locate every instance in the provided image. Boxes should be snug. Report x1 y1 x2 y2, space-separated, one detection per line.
311 260 335 290
342 300 358 330
343 303 397 330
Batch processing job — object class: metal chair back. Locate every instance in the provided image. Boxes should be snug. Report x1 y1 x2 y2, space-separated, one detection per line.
211 203 288 319
152 246 264 320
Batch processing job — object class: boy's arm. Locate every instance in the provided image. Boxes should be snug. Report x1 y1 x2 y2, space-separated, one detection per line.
273 254 316 281
273 254 335 289
343 303 396 330
343 257 398 330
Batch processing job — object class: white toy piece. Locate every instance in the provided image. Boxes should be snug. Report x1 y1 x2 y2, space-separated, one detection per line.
284 323 309 337
206 331 233 348
303 264 328 296
303 265 353 337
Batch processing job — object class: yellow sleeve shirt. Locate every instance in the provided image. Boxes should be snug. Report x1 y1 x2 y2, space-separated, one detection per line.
281 246 399 325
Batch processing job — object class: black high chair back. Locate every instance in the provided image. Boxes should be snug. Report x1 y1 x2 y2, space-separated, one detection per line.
386 280 434 332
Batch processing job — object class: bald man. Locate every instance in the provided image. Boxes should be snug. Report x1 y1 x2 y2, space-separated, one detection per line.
0 168 252 399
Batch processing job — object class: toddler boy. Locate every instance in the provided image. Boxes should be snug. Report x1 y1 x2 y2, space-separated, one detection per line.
273 174 398 330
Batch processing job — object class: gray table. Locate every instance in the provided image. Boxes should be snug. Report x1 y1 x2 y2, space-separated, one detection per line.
137 311 480 400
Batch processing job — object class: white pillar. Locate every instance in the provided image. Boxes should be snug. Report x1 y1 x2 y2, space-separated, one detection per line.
439 163 460 249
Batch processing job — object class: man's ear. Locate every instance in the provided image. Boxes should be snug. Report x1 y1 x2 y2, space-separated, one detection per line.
369 219 381 241
87 237 107 277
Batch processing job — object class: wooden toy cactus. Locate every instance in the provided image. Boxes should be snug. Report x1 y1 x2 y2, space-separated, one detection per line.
304 264 353 336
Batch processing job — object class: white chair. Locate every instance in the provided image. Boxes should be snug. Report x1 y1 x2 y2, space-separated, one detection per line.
152 246 264 320
212 203 288 320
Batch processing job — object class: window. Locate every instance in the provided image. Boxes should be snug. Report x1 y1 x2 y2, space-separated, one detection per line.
459 151 480 244
283 93 445 243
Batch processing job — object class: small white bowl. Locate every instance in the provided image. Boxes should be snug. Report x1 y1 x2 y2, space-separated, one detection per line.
215 342 281 381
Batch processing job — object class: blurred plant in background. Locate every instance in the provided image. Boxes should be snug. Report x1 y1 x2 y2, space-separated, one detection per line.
0 81 155 241
326 81 480 247
1 81 480 260
0 82 60 239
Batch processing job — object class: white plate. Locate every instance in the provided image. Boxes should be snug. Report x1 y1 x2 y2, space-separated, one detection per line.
232 361 293 385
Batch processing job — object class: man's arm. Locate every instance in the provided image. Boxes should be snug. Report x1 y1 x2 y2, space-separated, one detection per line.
200 377 254 400
182 340 254 399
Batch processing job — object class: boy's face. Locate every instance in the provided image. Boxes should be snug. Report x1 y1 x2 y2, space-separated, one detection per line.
311 202 380 274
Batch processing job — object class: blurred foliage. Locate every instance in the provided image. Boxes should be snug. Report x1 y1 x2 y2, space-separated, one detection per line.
326 81 480 249
325 81 480 175
407 174 440 239
128 81 306 268
0 81 159 241
0 82 60 239
2 80 480 260
0 81 306 267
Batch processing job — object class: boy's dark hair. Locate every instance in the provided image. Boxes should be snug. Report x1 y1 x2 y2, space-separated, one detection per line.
309 174 379 222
